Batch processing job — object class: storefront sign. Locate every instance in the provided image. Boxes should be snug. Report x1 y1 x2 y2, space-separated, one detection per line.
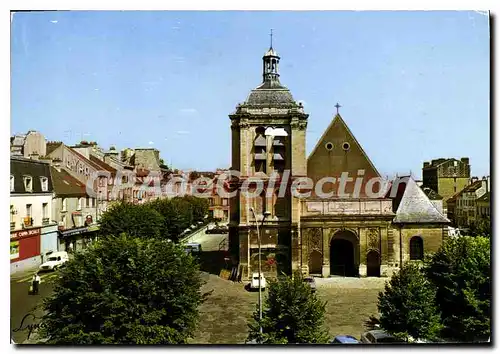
10 241 19 260
11 228 41 241
59 226 89 237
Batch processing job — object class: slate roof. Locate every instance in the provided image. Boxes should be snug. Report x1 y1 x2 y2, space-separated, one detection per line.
50 167 87 197
245 85 297 106
10 157 53 194
389 176 450 224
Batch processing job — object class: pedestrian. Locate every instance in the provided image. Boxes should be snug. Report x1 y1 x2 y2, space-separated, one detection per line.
68 241 74 253
32 273 41 295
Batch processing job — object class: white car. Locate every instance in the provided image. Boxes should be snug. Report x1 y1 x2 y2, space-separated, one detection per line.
250 273 266 290
39 251 69 272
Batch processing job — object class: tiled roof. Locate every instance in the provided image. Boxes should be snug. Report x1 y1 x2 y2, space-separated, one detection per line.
10 157 53 194
50 167 87 197
463 180 483 193
90 155 117 176
69 148 103 170
391 176 450 224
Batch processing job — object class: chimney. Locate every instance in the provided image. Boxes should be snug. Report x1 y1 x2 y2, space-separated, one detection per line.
423 161 430 168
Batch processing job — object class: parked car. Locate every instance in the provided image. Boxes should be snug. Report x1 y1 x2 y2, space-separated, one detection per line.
206 226 229 234
39 251 69 272
331 335 360 344
360 330 400 344
250 273 266 290
184 243 202 255
303 276 317 293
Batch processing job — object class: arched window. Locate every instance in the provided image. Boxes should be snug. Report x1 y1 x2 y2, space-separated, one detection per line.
409 236 424 260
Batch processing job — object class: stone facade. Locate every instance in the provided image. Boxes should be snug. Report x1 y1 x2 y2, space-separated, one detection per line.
422 157 471 203
229 44 450 280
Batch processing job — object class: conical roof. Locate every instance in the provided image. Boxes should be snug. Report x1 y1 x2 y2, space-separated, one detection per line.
392 176 450 224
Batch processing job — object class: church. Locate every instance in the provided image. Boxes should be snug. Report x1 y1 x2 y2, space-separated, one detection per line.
227 41 450 280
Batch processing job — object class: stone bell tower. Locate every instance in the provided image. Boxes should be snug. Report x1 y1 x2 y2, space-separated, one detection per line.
228 37 308 280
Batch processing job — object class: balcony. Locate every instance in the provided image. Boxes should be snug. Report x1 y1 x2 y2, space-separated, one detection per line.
22 217 33 228
10 222 15 230
42 217 50 225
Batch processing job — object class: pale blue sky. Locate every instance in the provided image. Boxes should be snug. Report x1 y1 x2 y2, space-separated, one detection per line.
11 11 490 178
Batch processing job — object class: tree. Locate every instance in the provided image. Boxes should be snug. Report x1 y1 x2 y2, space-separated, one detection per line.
98 202 164 240
424 236 491 341
470 217 491 238
378 262 443 341
39 234 205 344
247 272 330 344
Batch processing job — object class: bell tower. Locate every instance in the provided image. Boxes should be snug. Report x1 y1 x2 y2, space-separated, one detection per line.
228 36 308 280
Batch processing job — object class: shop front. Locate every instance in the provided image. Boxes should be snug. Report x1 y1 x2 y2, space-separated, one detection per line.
10 227 42 274
58 225 100 253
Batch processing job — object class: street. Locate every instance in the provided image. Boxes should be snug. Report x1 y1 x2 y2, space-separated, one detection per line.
10 268 59 344
183 224 228 251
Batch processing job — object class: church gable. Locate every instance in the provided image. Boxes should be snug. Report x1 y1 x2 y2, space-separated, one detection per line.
307 114 381 197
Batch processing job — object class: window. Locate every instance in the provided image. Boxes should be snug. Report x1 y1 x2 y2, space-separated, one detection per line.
85 167 89 175
66 159 71 168
23 176 33 192
62 198 67 212
79 164 84 174
26 204 32 217
222 198 228 206
409 236 424 260
42 203 48 218
77 198 83 211
40 177 48 192
99 178 105 187
10 175 14 192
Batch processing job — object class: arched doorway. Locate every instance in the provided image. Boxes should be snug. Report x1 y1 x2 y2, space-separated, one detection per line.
309 250 323 275
366 250 381 277
330 230 359 277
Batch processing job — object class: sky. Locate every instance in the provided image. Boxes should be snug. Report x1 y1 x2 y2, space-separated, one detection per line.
11 11 490 178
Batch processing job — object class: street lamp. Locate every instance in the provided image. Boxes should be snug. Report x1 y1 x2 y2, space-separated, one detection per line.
249 207 271 339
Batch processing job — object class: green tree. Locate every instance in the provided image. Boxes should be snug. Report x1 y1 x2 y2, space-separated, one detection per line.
247 272 330 344
425 236 491 341
378 262 443 341
39 234 205 344
98 202 164 240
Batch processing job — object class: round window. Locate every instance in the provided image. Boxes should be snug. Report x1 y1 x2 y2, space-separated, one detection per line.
342 142 350 151
325 142 334 151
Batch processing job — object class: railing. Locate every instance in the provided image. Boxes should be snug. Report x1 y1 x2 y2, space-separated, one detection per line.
22 217 33 228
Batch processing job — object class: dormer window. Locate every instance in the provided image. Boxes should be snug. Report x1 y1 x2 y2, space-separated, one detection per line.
40 177 48 192
10 175 14 192
23 176 33 192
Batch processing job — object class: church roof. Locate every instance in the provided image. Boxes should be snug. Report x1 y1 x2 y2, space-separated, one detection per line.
391 176 450 224
245 86 297 106
264 47 279 57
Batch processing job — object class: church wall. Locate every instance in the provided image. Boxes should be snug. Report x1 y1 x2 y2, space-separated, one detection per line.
394 224 445 264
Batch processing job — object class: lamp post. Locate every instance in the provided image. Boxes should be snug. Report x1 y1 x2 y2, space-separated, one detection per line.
249 207 271 339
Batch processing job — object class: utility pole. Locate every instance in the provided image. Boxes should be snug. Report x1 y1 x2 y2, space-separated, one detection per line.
250 207 271 341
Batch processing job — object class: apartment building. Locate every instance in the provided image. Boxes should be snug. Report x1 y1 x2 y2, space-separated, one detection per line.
10 156 58 274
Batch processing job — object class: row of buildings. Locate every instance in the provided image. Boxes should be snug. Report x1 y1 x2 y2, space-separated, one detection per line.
10 131 230 274
419 157 490 228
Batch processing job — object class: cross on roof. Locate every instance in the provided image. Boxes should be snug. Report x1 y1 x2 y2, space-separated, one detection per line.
334 102 342 114
270 29 273 48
